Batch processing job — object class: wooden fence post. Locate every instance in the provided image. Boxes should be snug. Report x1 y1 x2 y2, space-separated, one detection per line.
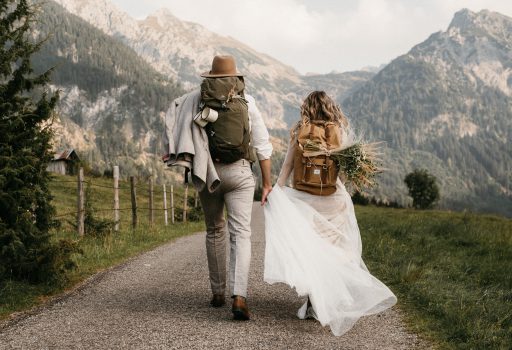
130 176 137 229
149 177 154 226
163 183 168 226
113 166 119 232
77 167 85 236
183 184 188 223
170 185 175 224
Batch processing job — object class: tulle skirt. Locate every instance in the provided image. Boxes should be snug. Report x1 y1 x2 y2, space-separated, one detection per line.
263 182 397 336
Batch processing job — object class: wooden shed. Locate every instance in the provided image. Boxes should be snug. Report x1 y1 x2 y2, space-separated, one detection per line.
47 149 80 175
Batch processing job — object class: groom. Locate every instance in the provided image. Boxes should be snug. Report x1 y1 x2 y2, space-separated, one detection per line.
198 55 272 320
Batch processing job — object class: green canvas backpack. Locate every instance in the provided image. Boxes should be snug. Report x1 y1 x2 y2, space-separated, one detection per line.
200 77 253 163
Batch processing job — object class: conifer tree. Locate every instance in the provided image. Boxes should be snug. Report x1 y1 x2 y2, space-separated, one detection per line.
0 0 73 282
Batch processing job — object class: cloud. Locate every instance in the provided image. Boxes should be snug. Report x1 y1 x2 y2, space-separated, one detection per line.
111 0 512 74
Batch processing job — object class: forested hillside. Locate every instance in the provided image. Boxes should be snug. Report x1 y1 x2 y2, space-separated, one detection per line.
34 1 512 216
33 1 184 179
343 9 512 216
50 0 376 130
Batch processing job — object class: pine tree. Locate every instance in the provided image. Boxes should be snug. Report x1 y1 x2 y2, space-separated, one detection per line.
0 0 74 282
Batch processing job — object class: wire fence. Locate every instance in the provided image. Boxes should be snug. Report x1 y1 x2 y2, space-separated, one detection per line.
74 180 188 197
52 166 200 235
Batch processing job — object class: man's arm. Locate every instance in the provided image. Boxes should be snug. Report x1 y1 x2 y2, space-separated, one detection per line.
259 159 272 205
245 94 273 205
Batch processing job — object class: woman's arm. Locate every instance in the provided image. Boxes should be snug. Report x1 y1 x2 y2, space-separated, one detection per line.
277 136 295 187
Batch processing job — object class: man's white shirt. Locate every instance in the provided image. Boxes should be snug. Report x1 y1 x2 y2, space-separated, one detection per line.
246 94 273 161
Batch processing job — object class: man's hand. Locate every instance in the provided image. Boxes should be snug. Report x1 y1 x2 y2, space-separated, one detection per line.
258 159 272 205
261 185 272 206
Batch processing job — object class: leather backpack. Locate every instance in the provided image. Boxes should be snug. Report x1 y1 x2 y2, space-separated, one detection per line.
200 77 253 163
293 121 342 196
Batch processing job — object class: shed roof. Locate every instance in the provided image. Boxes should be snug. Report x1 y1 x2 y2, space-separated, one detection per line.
52 149 79 161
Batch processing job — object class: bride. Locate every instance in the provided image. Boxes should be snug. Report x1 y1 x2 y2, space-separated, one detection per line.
263 91 397 336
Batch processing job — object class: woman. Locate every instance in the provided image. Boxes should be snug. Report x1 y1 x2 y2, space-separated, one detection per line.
263 91 397 336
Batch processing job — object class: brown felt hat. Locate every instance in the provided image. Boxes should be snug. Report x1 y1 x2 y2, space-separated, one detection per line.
201 55 243 78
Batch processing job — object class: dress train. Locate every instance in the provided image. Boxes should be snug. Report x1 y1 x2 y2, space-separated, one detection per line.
263 183 397 336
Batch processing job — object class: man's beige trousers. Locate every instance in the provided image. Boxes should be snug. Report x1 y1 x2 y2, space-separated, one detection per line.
199 159 255 298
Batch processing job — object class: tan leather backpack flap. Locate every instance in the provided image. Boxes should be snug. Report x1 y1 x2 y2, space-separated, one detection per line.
293 121 341 196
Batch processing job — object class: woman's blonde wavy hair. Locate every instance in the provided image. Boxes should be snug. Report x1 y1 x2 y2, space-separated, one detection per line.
294 91 349 134
300 91 348 127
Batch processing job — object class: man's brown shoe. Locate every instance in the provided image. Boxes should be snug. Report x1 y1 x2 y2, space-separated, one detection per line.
232 295 250 320
210 294 225 308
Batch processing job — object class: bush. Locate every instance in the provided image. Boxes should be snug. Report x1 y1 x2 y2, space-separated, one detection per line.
351 191 370 205
404 169 440 209
351 191 403 208
102 169 114 178
84 183 115 237
174 194 204 222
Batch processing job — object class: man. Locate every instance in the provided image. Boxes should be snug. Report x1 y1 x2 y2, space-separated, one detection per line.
163 55 272 320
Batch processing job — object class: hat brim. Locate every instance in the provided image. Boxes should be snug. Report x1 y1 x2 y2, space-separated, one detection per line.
200 71 244 78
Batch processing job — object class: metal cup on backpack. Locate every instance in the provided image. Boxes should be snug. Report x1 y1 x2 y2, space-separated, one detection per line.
194 107 219 127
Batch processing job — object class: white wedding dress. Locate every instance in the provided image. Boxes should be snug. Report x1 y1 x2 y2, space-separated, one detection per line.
263 134 397 336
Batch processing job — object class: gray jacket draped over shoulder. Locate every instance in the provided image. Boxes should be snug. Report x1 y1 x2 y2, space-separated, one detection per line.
162 90 220 193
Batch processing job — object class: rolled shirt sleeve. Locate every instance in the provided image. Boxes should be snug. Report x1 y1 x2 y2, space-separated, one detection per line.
246 94 273 160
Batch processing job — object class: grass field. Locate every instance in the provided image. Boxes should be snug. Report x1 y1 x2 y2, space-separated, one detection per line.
0 174 205 320
357 206 512 349
2 175 511 350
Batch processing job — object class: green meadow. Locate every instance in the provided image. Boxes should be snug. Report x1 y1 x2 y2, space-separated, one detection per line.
357 206 512 349
0 174 205 320
1 175 511 350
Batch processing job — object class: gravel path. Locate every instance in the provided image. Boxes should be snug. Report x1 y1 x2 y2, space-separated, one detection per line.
0 204 430 349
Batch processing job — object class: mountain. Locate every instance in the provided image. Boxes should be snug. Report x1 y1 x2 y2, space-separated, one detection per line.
36 1 511 216
342 9 512 216
36 0 372 180
50 0 373 129
287 71 375 126
33 1 184 179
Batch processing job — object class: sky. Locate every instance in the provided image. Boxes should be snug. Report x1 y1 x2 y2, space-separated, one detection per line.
110 0 512 74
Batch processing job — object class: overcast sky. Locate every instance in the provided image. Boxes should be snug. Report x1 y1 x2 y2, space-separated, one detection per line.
110 0 512 74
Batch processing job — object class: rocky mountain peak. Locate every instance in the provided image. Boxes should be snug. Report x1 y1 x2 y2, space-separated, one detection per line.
52 0 139 39
448 8 512 42
410 8 512 83
140 7 207 39
144 8 180 28
448 8 477 31
342 7 512 215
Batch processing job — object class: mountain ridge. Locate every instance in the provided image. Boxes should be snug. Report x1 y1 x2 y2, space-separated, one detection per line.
38 0 511 216
49 0 371 129
342 8 512 216
34 0 185 180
